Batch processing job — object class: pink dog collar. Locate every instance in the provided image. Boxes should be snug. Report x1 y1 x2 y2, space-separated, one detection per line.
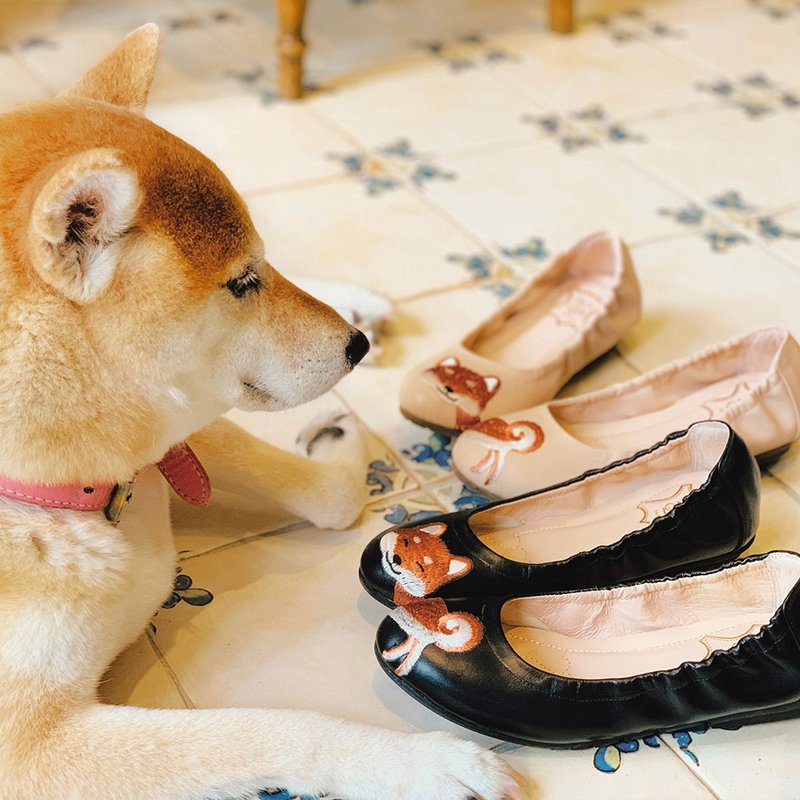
0 442 210 524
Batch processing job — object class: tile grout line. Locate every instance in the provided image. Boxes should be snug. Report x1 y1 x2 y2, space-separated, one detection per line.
177 519 313 562
333 388 475 515
558 108 800 279
447 22 800 280
145 630 197 710
8 48 59 97
657 735 726 800
242 171 353 200
308 48 800 287
331 387 453 512
306 102 561 270
763 468 800 507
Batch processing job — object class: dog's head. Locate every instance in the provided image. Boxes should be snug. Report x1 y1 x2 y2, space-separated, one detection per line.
0 25 368 480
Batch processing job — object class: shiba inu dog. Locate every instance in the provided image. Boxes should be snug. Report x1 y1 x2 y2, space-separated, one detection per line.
0 25 521 800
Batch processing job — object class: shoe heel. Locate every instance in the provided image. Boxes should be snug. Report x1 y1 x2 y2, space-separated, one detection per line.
756 443 792 468
709 696 800 732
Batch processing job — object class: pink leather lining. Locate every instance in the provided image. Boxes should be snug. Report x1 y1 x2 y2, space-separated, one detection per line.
0 442 210 513
501 552 800 678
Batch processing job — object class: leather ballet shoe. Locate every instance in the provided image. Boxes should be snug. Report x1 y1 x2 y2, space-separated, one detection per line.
451 326 800 499
359 421 759 607
398 231 641 434
375 550 800 748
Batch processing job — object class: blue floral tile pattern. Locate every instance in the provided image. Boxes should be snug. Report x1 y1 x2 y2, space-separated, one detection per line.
593 731 703 773
403 432 454 470
751 0 800 19
670 730 704 767
659 189 800 252
594 8 683 43
367 459 401 496
522 106 645 152
371 494 442 527
447 236 549 297
416 33 518 72
227 66 324 105
166 10 241 31
162 567 214 609
452 483 491 511
327 139 456 196
427 478 493 513
14 36 60 51
696 73 800 118
593 735 661 773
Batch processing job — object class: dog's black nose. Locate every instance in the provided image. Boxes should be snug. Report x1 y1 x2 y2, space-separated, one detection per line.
345 329 370 367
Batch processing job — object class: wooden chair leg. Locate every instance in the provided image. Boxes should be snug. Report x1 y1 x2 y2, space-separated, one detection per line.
274 0 307 99
549 0 574 33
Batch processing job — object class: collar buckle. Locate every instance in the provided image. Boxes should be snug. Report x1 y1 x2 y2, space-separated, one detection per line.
104 478 136 525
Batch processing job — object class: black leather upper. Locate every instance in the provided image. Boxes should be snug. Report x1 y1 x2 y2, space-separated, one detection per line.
360 423 761 607
375 552 800 747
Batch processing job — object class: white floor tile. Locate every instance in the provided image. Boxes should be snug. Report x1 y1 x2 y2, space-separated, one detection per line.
247 179 488 300
617 235 800 372
623 105 800 211
502 738 717 800
149 94 355 194
312 55 543 156
423 141 696 247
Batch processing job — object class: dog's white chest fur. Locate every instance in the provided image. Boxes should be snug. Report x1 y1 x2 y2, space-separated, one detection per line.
0 466 174 687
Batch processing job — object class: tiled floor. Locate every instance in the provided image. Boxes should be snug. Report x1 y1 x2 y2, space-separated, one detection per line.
3 0 800 798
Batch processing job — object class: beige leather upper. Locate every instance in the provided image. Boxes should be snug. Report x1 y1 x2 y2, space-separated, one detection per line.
452 327 800 499
399 231 642 432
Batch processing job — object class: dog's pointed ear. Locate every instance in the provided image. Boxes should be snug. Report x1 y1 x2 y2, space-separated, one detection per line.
26 148 141 303
63 24 161 114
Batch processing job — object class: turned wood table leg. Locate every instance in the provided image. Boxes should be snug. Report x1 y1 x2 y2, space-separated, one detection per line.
549 0 574 33
275 0 307 99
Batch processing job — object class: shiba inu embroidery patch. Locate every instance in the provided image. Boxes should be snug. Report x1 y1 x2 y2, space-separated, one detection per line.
381 598 484 677
379 522 473 605
424 357 500 429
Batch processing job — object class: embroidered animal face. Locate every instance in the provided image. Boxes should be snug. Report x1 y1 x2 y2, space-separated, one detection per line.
423 357 500 426
379 522 472 601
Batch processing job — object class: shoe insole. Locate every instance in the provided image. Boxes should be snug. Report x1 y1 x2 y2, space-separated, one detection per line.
558 372 764 453
473 276 615 370
474 469 707 564
503 612 769 679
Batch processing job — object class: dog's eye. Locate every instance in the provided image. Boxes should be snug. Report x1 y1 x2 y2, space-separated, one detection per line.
225 269 262 299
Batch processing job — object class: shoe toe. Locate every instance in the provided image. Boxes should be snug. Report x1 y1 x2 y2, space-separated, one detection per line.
375 612 406 657
398 368 454 432
359 531 397 606
451 429 522 498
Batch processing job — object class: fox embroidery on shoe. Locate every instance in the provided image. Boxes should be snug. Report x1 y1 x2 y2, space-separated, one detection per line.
382 598 483 676
468 418 545 485
424 356 500 429
379 522 472 605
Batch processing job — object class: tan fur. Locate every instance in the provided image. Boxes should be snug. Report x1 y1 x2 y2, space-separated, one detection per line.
0 25 521 800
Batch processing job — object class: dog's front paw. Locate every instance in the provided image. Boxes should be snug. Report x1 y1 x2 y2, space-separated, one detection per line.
295 410 366 463
294 411 368 529
341 730 524 800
